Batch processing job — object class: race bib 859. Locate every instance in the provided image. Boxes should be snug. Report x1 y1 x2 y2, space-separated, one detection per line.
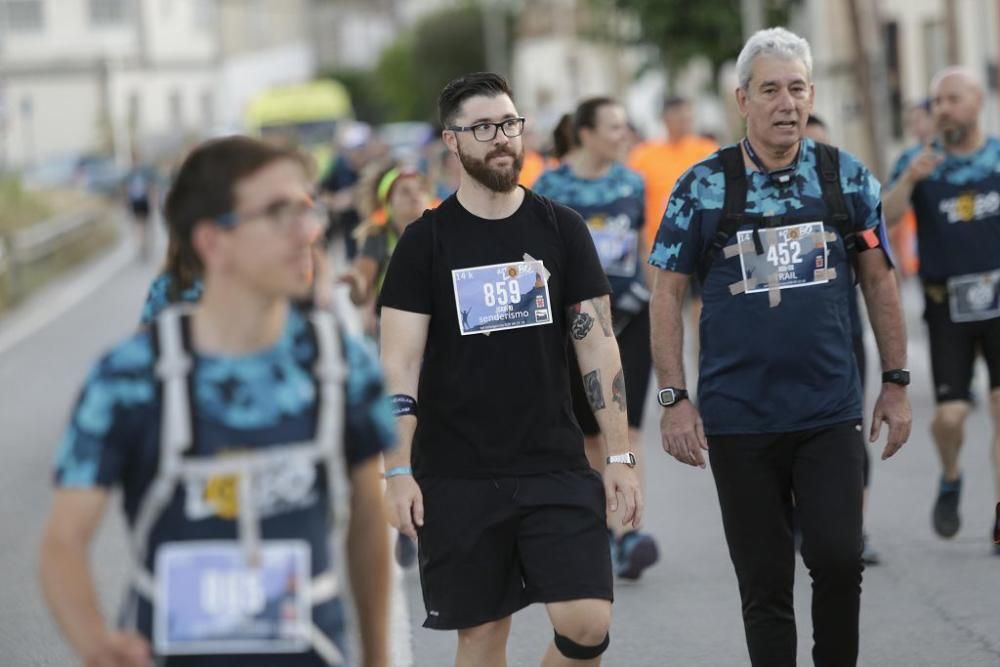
452 260 553 335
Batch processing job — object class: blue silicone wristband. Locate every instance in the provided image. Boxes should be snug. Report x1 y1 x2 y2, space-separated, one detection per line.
384 466 413 479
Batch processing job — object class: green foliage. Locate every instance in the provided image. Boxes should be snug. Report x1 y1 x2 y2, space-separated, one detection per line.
608 0 797 81
376 35 426 122
375 3 512 123
0 177 52 233
320 68 388 125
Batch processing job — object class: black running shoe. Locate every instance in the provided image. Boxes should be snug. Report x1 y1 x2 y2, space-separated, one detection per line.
932 476 962 538
861 534 881 566
615 531 659 580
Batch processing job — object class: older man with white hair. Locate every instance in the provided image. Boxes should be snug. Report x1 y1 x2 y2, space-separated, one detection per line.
648 27 910 666
883 67 1000 554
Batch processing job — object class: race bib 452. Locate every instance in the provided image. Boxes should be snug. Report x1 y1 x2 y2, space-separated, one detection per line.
736 222 829 293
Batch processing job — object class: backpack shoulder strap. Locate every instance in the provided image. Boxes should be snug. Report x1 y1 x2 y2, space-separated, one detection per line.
815 142 858 282
699 145 748 283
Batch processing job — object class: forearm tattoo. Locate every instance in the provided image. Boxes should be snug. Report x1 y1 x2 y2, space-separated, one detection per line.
584 369 605 411
612 368 627 413
591 298 613 337
570 307 595 340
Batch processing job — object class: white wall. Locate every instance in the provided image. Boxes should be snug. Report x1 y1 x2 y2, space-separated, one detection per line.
4 75 103 165
1 0 135 63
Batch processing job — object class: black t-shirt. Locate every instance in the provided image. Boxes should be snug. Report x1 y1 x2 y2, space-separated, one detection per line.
378 189 611 477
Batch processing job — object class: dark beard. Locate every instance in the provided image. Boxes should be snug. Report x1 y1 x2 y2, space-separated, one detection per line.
457 144 524 193
939 122 971 147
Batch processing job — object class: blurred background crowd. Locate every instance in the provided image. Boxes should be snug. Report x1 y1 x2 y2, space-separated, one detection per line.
2 0 1000 307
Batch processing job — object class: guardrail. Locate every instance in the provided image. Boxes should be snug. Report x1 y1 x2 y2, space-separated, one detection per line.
0 208 108 301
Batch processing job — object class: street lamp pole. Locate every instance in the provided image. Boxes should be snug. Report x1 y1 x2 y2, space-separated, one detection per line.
741 0 765 39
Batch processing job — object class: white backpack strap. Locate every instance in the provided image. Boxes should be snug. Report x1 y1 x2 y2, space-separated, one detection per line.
127 307 195 611
309 310 349 527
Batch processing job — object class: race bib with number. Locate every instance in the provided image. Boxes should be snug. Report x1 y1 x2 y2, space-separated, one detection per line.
452 260 553 335
736 222 829 294
948 269 1000 322
154 541 311 655
589 226 639 277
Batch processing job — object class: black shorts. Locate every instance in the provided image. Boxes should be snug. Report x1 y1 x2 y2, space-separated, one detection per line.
923 285 1000 403
568 306 652 436
416 470 613 630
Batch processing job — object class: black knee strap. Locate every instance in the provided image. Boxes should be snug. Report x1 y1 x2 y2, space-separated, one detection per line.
553 630 610 660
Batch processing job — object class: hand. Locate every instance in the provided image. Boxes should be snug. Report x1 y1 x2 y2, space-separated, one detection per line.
311 245 334 310
338 269 367 305
905 146 944 185
660 399 708 468
384 475 424 540
870 383 911 460
603 463 643 529
83 630 150 667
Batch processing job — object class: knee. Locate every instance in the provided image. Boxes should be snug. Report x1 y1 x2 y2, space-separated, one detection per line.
933 404 969 437
457 618 510 651
551 600 611 648
801 539 863 581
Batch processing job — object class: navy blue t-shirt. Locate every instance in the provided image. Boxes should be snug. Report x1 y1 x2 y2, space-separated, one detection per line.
533 162 646 301
54 308 395 664
890 136 1000 281
649 139 883 435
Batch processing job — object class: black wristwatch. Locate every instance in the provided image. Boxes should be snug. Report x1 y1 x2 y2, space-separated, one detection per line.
657 387 689 407
882 369 910 386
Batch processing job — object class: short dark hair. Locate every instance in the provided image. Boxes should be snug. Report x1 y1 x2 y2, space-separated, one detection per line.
806 114 826 128
663 95 689 112
163 136 308 297
438 72 514 127
573 96 621 144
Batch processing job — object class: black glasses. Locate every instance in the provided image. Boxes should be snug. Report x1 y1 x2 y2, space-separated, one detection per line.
216 198 328 231
448 117 526 142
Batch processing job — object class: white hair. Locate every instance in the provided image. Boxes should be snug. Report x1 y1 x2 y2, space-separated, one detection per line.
736 27 813 90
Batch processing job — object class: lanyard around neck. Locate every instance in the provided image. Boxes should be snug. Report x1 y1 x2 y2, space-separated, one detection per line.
742 137 800 185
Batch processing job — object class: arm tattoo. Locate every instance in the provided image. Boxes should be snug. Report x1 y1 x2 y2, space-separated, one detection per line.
611 368 627 413
583 370 606 411
570 311 595 340
591 298 614 337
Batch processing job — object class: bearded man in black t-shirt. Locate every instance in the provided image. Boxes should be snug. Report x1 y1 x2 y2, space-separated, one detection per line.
378 72 643 666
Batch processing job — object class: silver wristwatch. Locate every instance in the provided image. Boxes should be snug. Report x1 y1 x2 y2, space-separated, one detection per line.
606 452 637 467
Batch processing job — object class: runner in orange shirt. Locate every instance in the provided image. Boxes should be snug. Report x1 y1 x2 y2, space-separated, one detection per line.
629 97 720 253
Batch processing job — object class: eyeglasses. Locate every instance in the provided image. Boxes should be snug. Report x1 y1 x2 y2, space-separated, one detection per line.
216 197 328 231
448 117 526 142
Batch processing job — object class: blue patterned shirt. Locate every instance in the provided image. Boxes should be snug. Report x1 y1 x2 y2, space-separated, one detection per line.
534 162 646 301
890 136 1000 280
649 138 883 434
140 272 204 325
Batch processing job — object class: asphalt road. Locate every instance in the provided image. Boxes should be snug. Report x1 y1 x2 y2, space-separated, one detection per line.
1 239 997 666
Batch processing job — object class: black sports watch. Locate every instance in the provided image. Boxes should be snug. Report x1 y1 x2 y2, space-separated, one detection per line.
881 369 910 386
657 387 689 407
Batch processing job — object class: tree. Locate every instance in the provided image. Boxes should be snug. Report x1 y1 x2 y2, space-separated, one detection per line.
604 0 798 83
375 3 513 123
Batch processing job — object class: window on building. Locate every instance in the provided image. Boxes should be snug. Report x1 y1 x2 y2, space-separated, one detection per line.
923 19 949 90
89 0 129 27
200 90 214 128
883 20 903 140
2 0 45 32
128 91 141 134
168 90 183 128
193 0 215 32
